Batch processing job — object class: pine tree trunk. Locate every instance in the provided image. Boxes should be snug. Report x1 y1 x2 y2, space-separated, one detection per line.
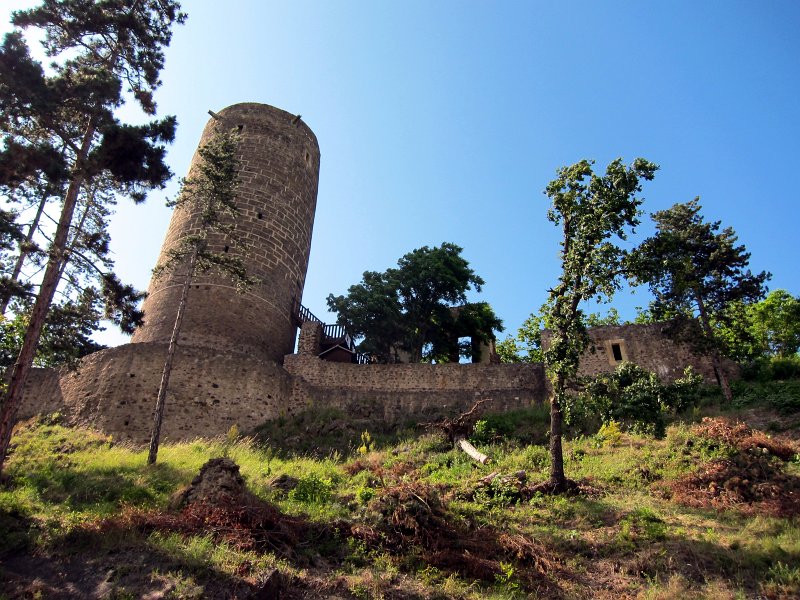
0 124 95 477
549 374 566 488
694 292 732 402
147 247 198 465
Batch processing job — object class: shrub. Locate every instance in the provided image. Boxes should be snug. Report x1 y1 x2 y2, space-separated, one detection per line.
469 413 517 445
357 431 374 455
288 473 334 504
742 355 800 382
595 420 622 447
579 362 667 437
577 363 706 438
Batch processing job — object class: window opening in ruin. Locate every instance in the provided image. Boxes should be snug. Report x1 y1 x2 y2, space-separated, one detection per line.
458 336 473 363
611 343 623 362
223 245 229 252
304 150 310 165
237 124 244 132
257 212 263 219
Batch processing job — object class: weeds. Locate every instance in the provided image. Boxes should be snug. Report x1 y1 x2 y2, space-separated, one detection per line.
2 403 799 599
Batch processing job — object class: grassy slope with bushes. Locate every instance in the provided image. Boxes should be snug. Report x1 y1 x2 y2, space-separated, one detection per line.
0 377 798 599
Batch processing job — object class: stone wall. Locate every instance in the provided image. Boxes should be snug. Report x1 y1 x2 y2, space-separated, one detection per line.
542 322 737 383
284 354 547 422
19 343 305 443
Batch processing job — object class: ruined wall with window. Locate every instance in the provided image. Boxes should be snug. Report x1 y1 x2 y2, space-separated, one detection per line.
541 322 737 383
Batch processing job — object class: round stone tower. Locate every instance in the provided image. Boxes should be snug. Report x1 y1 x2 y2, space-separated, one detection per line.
132 103 320 362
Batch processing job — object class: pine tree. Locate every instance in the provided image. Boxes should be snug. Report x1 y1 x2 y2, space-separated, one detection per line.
630 199 770 400
0 0 186 476
147 128 257 465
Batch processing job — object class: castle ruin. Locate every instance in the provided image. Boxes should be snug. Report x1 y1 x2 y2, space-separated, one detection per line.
18 103 724 443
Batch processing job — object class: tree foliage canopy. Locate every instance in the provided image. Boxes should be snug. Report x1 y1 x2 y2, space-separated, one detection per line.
541 157 658 489
630 199 770 333
715 290 800 361
496 312 545 364
327 242 501 363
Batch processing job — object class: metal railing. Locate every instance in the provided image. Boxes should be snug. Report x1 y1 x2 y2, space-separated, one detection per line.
292 297 369 364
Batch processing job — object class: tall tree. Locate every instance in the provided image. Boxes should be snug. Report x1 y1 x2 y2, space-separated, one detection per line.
327 242 498 363
630 199 770 400
542 158 658 492
148 128 257 465
0 0 186 476
327 269 405 362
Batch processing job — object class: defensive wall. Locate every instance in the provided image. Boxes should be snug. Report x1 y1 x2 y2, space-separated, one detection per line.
19 344 546 443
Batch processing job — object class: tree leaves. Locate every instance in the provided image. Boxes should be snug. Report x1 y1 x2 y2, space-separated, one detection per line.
327 243 499 363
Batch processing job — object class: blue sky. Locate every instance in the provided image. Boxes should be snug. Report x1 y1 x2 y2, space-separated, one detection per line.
2 1 799 347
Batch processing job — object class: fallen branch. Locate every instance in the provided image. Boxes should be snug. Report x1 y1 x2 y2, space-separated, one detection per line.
457 437 491 464
421 399 491 443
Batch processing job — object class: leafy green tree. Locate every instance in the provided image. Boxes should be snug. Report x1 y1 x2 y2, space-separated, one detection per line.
711 300 760 362
0 292 104 369
542 157 658 491
585 307 622 327
497 312 545 363
713 291 800 362
0 0 186 476
148 128 257 465
327 242 498 363
327 269 405 362
749 290 800 358
630 199 770 401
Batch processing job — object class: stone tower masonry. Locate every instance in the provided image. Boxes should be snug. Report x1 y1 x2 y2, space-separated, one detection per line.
132 103 321 362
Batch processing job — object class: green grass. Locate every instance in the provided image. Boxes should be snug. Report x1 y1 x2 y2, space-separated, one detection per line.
1 398 798 599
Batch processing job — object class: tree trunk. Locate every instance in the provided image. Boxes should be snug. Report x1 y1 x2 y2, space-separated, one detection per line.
0 191 49 315
694 293 732 402
456 437 491 464
548 374 566 488
0 124 95 477
147 246 198 465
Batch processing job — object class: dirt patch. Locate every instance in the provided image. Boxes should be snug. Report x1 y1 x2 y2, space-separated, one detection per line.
0 543 257 599
666 418 800 517
353 482 563 595
693 417 798 461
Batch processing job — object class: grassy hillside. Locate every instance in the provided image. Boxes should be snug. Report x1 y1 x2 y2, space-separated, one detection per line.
0 393 798 599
